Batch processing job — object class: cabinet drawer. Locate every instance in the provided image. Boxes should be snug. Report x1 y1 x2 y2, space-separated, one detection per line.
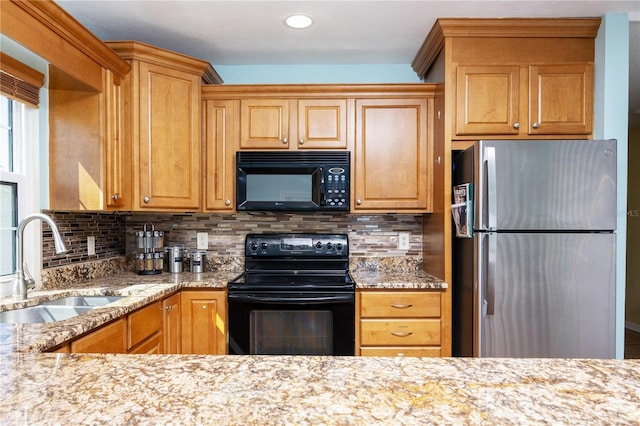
71 318 127 353
360 292 441 318
360 319 441 346
360 347 441 357
129 332 162 354
128 301 162 349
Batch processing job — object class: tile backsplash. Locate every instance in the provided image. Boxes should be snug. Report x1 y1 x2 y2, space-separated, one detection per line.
42 211 425 274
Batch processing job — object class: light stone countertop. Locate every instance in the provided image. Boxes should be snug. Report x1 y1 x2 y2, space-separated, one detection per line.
1 353 638 425
0 270 446 354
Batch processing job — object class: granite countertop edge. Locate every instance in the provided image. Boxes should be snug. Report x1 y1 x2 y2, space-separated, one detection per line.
0 270 447 353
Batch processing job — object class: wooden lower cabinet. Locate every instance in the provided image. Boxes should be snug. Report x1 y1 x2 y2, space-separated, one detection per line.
181 290 227 355
70 318 127 354
127 301 163 354
129 332 162 354
357 290 442 357
162 293 182 354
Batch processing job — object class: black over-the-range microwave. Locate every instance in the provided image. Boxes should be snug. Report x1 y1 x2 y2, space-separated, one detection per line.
236 151 350 212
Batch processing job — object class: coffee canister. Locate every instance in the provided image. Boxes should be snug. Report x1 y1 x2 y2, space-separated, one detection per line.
165 246 185 273
190 250 207 273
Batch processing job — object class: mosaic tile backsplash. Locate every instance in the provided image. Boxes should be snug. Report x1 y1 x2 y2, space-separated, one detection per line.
41 211 426 282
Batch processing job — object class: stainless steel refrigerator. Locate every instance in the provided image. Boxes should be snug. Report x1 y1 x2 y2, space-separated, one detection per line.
452 140 617 358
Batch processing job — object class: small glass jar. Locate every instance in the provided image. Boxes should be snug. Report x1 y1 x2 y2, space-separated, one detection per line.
136 253 145 271
145 252 154 271
154 252 164 271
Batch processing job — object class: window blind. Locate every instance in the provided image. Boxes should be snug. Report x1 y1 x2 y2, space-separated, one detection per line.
0 53 44 108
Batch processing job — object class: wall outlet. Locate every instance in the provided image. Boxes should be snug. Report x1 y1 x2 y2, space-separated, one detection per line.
196 232 209 250
398 232 410 250
87 236 96 256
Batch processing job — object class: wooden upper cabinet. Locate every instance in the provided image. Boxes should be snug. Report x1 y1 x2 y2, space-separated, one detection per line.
103 69 130 210
354 98 432 212
239 98 349 150
106 41 219 211
529 64 593 136
202 99 238 211
136 61 201 210
297 99 348 149
455 65 520 136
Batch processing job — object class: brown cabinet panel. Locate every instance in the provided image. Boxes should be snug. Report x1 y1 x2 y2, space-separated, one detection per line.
70 318 127 354
359 347 441 357
128 301 162 350
181 290 226 355
455 65 520 136
162 293 182 354
203 99 239 211
137 62 201 209
240 99 290 149
529 64 593 135
360 319 441 346
354 98 432 212
128 332 162 354
297 99 348 149
360 292 441 318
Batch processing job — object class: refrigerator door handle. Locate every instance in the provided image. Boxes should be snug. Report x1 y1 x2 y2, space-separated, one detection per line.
486 232 496 316
485 146 497 230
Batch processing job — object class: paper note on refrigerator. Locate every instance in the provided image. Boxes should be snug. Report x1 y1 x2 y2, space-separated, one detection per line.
452 183 472 238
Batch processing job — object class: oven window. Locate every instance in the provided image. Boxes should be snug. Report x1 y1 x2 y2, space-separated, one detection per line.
246 174 311 202
250 310 333 355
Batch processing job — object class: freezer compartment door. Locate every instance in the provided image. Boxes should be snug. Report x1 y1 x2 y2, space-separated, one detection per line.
475 139 617 231
476 232 615 358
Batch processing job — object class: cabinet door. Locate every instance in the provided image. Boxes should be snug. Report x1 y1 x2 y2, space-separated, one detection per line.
297 99 348 149
529 64 593 135
70 318 127 353
181 291 227 355
240 99 290 149
103 69 130 210
455 65 520 136
128 301 162 350
128 333 162 354
137 62 201 210
354 98 432 212
203 99 238 211
163 293 182 354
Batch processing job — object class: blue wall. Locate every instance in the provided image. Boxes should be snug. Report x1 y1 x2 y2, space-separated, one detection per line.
215 64 421 84
594 13 630 359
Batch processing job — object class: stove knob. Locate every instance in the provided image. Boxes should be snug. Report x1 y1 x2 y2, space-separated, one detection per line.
260 242 269 250
250 241 258 251
326 242 333 250
336 243 343 251
315 241 323 249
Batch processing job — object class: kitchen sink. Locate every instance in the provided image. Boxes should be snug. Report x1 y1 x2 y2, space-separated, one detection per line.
45 295 124 307
0 296 124 324
0 305 95 324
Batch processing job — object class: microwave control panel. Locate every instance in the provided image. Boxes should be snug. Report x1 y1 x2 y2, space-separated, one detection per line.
325 167 349 207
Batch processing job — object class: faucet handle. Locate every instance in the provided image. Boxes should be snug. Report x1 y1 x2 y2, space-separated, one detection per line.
22 263 36 289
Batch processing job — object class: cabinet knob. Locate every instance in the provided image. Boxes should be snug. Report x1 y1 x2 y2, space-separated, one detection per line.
282 137 288 144
202 305 207 309
356 199 362 205
513 122 520 129
532 122 540 129
299 138 304 145
165 306 172 311
111 193 120 201
225 199 231 206
143 196 150 203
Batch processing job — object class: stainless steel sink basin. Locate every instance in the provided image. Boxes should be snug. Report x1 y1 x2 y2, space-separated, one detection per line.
45 295 124 307
0 305 95 323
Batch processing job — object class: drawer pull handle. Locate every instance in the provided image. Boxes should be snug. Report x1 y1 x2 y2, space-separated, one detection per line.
390 304 413 309
391 331 413 337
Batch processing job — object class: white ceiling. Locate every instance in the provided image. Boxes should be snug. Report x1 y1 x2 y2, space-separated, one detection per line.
55 0 640 126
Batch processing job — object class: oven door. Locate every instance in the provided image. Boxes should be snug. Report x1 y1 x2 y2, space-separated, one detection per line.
227 292 355 355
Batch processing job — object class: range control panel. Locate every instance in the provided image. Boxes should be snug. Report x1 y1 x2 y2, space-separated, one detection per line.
245 233 349 257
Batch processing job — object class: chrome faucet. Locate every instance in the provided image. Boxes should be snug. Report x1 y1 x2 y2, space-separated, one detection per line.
12 213 68 301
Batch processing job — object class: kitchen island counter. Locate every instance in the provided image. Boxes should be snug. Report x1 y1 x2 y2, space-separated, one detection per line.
1 353 638 425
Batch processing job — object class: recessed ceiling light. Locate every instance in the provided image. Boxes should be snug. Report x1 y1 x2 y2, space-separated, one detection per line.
284 14 313 29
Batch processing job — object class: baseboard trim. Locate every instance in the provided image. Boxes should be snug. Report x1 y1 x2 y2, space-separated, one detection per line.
625 321 640 333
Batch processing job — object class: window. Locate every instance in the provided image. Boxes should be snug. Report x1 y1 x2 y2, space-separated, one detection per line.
0 94 40 290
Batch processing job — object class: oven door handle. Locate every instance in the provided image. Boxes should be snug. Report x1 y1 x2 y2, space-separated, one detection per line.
227 293 354 304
